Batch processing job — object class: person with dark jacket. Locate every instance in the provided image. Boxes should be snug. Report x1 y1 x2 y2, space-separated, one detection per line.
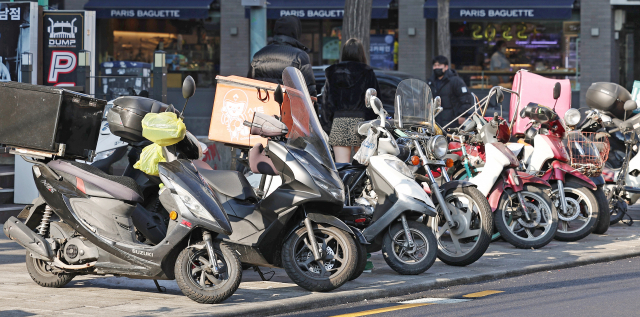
248 16 316 97
427 55 474 128
321 38 379 163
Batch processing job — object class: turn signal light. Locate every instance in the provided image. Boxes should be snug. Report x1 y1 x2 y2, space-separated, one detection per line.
355 218 366 223
169 211 178 220
411 156 421 166
445 158 454 168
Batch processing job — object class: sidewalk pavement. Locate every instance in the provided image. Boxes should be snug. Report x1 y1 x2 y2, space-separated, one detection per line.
1 208 640 317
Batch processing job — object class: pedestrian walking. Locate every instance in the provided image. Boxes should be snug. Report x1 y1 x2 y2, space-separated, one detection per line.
320 38 380 164
427 55 474 128
248 16 316 97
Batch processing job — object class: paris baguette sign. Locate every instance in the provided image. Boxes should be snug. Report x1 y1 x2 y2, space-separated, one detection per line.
42 11 84 87
424 6 572 20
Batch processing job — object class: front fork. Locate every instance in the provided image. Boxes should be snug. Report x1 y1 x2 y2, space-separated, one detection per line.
305 217 323 261
202 231 220 273
413 140 458 229
556 180 568 217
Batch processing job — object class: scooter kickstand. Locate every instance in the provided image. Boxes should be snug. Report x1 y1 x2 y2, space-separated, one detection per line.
153 280 166 293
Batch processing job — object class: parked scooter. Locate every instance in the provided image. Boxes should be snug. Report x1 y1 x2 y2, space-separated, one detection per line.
338 85 440 275
449 87 558 249
197 67 359 291
388 79 492 267
3 77 242 304
506 84 600 242
570 82 640 225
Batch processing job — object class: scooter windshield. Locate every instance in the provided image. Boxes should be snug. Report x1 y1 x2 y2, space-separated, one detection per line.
282 67 336 171
394 79 434 128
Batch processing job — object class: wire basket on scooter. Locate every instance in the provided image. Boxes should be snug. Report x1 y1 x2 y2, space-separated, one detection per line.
566 132 610 177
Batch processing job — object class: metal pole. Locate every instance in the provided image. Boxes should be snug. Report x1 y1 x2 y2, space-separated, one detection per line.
153 51 167 103
20 52 32 84
249 5 267 61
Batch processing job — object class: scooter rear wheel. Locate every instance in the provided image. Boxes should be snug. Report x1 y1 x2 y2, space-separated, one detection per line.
592 185 610 234
25 253 75 288
495 185 558 249
349 240 368 281
175 241 242 304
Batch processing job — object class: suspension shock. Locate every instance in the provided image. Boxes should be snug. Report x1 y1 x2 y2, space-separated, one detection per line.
37 205 53 236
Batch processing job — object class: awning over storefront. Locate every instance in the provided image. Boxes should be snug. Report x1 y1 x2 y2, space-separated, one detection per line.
424 0 575 20
245 0 392 20
84 0 215 19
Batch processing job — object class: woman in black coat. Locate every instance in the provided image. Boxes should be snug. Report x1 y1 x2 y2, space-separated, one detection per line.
321 38 380 163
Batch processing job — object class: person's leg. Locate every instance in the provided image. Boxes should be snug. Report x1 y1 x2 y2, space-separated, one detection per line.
333 146 351 163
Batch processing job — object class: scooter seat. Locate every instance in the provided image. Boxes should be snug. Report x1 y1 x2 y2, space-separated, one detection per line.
48 160 143 203
192 161 258 202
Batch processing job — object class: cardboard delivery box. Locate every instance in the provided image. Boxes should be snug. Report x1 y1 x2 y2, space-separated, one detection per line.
209 76 284 148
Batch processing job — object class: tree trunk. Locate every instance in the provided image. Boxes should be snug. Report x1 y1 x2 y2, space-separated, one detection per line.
437 0 451 61
343 0 373 63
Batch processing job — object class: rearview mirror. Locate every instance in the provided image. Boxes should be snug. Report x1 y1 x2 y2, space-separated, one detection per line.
182 75 196 99
365 88 377 108
495 89 504 104
274 85 284 106
624 100 637 111
434 96 443 118
553 82 561 100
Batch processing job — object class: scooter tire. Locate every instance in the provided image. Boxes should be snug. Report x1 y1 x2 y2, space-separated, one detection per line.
349 240 368 281
25 253 75 288
592 186 610 234
382 221 437 275
552 182 599 242
175 241 242 304
433 187 493 266
495 185 558 249
282 224 357 292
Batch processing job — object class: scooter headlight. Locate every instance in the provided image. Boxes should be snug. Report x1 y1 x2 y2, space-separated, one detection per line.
427 135 448 159
174 183 219 225
290 150 345 202
564 109 581 127
384 159 415 179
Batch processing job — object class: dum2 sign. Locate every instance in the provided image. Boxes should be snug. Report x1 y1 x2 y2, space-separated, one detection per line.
43 11 84 87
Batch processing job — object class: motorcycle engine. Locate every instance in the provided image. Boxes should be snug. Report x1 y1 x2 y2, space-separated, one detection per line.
63 237 99 264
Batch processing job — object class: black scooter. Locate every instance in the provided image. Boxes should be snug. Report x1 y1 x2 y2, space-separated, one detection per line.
200 67 361 292
3 78 242 304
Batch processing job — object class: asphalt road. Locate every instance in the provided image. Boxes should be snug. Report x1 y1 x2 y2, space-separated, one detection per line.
279 256 640 317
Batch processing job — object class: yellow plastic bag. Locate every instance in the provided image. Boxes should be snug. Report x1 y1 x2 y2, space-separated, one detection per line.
133 143 166 176
142 112 186 146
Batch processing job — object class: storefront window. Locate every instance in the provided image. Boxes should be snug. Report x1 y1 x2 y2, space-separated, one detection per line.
265 8 398 69
96 13 220 99
450 20 579 90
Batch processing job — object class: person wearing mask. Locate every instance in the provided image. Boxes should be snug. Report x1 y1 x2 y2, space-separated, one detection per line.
427 55 474 128
489 40 511 86
248 16 316 97
321 38 379 164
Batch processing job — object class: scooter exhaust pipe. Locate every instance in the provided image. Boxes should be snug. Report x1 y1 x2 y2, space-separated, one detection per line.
3 216 54 261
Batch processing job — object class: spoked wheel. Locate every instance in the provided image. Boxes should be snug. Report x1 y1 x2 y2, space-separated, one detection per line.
382 221 436 275
430 187 493 266
495 185 558 249
282 224 357 292
25 253 76 288
175 242 241 304
605 185 627 225
552 182 598 242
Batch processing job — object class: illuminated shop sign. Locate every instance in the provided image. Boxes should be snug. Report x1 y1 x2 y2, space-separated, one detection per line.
95 9 208 19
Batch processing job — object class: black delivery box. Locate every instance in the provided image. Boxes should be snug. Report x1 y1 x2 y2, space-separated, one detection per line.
0 81 106 159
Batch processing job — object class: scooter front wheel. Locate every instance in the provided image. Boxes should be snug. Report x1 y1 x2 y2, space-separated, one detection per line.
552 182 599 242
175 241 242 304
430 187 493 266
495 185 558 249
382 221 437 275
282 224 357 291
